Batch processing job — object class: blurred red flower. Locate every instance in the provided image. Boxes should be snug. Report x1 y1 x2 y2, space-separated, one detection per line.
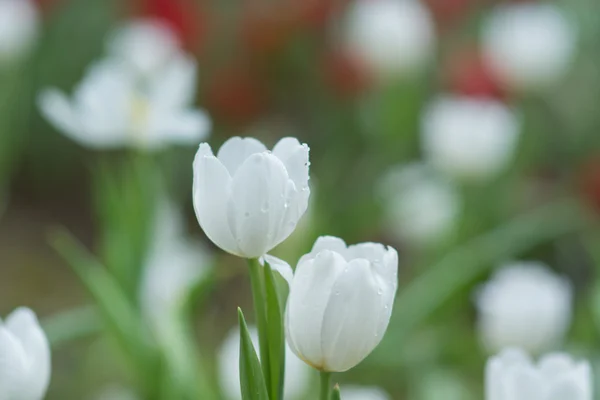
137 0 207 49
446 48 505 100
205 66 268 125
323 50 371 98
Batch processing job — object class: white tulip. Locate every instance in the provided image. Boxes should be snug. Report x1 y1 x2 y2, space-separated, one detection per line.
38 55 210 150
139 202 211 331
344 0 435 79
379 163 460 245
285 236 398 372
217 326 310 400
0 0 38 63
421 95 520 182
342 385 391 400
0 307 51 400
192 137 310 259
475 262 572 355
486 348 592 400
106 19 180 78
482 3 576 92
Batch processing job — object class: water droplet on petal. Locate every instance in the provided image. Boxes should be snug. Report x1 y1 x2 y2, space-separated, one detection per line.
261 202 269 213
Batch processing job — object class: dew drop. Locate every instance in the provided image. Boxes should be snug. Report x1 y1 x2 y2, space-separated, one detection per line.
261 202 269 213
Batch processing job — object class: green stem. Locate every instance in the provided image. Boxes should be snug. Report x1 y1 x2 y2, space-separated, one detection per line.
320 371 332 400
247 258 271 396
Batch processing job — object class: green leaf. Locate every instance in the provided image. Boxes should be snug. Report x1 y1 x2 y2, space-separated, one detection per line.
264 263 285 400
49 228 161 395
331 384 342 400
238 308 269 400
42 305 102 348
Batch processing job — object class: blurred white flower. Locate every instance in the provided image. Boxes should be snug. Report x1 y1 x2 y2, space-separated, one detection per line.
475 262 573 355
486 348 592 400
139 201 211 330
379 163 460 245
422 95 520 182
0 307 51 400
193 137 310 259
344 0 435 79
482 3 577 92
39 55 210 150
107 19 180 78
217 325 310 400
285 236 398 372
0 0 39 63
342 385 391 400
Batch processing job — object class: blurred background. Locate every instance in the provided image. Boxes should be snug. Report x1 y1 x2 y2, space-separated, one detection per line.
1 0 600 398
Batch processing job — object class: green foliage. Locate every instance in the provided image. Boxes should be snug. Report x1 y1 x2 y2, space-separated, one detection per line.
238 308 269 400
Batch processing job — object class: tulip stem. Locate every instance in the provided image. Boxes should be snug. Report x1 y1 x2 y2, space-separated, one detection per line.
247 258 272 394
320 371 332 400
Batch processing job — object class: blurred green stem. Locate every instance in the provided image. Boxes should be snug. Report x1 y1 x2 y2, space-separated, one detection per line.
320 371 332 400
43 305 101 348
388 197 593 346
247 258 271 395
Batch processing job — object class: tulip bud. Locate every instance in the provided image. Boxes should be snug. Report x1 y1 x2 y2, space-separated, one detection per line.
482 3 576 93
193 136 310 258
475 263 572 355
344 0 435 80
285 236 398 372
421 95 520 182
0 0 39 63
0 307 51 400
486 348 592 400
379 163 460 246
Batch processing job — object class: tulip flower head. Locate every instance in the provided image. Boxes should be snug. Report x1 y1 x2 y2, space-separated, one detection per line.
0 307 51 400
482 3 577 93
486 348 592 400
192 136 310 259
421 95 520 182
344 0 435 80
0 0 39 63
475 262 572 355
39 21 210 151
379 163 460 245
218 326 311 400
285 236 398 372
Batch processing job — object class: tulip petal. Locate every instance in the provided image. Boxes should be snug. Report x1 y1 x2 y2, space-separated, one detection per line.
285 250 347 369
321 259 384 372
217 137 267 175
272 137 310 192
150 55 197 109
150 109 211 145
503 365 544 400
260 254 293 287
5 308 50 400
0 326 27 400
227 153 289 257
193 143 239 255
38 89 82 138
